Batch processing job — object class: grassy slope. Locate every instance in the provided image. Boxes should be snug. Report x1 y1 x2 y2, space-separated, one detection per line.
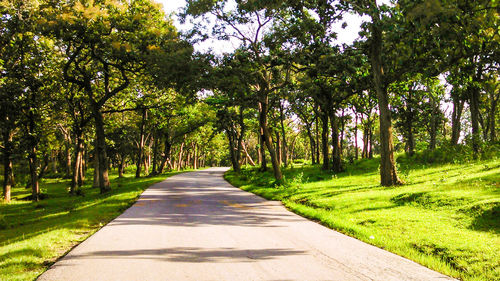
0 169 185 281
225 158 500 281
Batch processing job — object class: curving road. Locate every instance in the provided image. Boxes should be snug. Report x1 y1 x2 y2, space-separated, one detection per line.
38 167 454 281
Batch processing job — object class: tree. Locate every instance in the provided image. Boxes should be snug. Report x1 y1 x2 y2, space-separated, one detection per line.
1 0 62 201
44 0 180 192
184 1 290 182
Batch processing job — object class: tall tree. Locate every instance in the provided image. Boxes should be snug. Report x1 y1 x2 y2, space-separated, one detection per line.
43 0 180 192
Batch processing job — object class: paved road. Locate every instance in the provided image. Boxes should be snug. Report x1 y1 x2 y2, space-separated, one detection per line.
39 167 454 281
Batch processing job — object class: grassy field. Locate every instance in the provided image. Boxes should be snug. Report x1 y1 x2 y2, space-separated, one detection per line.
0 168 185 281
225 157 500 281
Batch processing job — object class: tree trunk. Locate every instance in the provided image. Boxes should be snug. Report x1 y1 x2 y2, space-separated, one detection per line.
429 94 438 150
151 130 159 175
159 132 171 174
136 109 146 178
405 91 415 156
279 101 288 167
51 149 58 174
241 141 256 166
257 131 262 165
118 156 125 178
228 133 240 173
407 123 415 156
340 109 345 153
258 105 268 171
368 123 374 159
275 131 281 165
320 110 329 170
79 147 85 186
354 114 359 160
2 129 14 203
488 91 498 142
65 143 72 178
259 99 283 181
92 105 110 193
193 144 198 169
329 110 343 173
26 107 40 201
93 150 99 188
177 142 184 171
369 15 401 186
469 85 481 158
314 107 320 163
306 126 316 164
28 144 39 201
70 129 84 194
451 94 464 145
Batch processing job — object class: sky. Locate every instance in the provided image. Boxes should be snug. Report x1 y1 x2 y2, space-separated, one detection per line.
156 0 369 54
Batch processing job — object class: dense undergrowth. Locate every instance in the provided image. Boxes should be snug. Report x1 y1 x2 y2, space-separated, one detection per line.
0 168 183 281
225 156 500 281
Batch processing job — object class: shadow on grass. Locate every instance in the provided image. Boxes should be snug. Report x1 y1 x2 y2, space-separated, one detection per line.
0 171 182 246
468 204 500 234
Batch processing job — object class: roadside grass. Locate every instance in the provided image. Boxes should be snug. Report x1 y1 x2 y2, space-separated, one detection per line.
225 157 500 281
0 168 185 281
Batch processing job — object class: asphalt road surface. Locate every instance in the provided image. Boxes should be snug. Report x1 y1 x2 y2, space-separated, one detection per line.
38 167 455 281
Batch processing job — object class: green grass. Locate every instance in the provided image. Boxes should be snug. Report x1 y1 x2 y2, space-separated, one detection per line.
0 168 186 281
225 157 500 281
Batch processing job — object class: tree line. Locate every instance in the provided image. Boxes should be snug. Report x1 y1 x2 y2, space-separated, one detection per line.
185 0 498 184
1 0 498 203
0 0 227 203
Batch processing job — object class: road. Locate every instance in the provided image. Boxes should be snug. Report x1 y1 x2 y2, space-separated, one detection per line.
38 167 454 281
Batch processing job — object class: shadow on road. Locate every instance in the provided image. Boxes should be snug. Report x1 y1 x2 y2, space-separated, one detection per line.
107 169 301 228
63 247 306 263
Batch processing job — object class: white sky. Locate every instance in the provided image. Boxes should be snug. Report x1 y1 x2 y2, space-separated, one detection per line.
156 0 368 55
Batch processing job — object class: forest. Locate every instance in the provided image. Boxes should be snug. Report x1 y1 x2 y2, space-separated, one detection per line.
0 0 499 280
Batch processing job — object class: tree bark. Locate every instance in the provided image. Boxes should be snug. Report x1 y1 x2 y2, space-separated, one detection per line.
159 131 172 174
177 141 184 171
469 85 481 158
241 141 256 166
2 129 14 203
488 90 498 142
451 93 464 145
228 133 240 173
429 94 438 150
329 110 343 173
258 104 268 172
306 126 316 164
369 14 401 186
118 156 125 178
320 110 329 170
368 122 374 159
28 144 39 201
354 114 359 160
70 129 84 194
193 144 198 169
51 149 58 174
314 107 320 163
136 109 147 178
65 142 72 178
92 104 111 193
151 129 159 175
279 101 288 167
275 131 281 165
93 150 99 188
259 99 283 181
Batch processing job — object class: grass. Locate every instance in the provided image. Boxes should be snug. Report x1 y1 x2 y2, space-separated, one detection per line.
224 157 500 281
0 168 186 281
